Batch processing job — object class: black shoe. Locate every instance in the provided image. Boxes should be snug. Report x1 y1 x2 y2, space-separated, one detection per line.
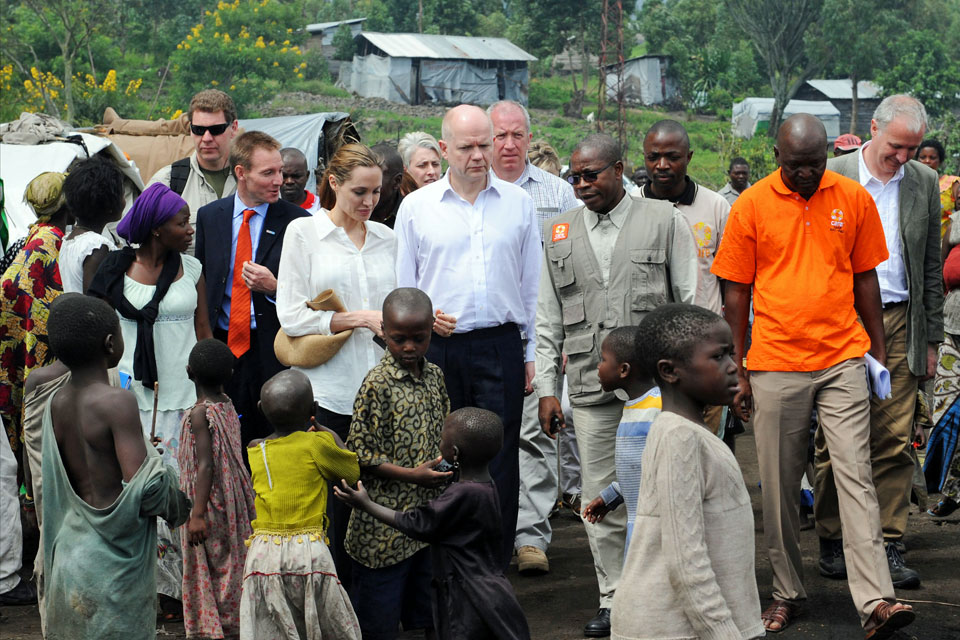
886 542 920 589
818 537 847 580
583 608 611 637
0 578 37 606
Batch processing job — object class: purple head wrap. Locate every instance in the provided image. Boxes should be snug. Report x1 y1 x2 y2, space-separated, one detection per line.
117 182 187 244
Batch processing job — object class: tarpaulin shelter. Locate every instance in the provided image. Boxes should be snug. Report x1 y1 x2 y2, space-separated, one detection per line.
343 32 536 106
732 98 842 141
0 113 144 244
604 55 677 106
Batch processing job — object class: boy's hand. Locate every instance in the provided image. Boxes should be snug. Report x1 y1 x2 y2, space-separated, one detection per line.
187 514 207 545
334 479 372 508
582 497 610 523
150 436 164 453
409 456 454 488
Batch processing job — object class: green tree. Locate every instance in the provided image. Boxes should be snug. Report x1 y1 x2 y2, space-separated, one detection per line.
725 0 826 136
876 29 960 118
332 22 355 60
168 0 309 114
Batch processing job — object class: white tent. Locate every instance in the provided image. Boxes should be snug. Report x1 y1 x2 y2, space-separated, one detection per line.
0 132 144 244
732 98 842 141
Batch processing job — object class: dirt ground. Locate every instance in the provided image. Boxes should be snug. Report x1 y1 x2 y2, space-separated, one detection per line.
2 428 958 639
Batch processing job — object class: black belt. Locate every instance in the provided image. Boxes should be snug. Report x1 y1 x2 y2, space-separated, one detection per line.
435 323 519 341
882 300 907 311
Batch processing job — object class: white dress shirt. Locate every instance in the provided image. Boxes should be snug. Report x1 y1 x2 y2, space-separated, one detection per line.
858 142 908 304
276 211 397 415
395 171 542 362
513 162 581 242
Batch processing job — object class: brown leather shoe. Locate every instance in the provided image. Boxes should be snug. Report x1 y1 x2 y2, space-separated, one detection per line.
864 601 915 639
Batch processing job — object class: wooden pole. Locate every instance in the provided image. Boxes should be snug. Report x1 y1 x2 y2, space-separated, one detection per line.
150 381 160 439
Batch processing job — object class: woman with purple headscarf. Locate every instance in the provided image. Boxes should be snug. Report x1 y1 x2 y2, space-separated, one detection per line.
88 182 212 615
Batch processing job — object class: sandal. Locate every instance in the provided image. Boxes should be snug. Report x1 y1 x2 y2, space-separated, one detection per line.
761 599 798 633
865 601 915 639
927 496 959 517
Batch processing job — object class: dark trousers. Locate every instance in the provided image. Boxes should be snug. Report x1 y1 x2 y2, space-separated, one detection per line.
214 328 273 447
316 406 354 590
426 323 524 569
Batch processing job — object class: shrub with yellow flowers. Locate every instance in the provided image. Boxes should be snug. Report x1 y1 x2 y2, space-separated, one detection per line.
169 0 310 113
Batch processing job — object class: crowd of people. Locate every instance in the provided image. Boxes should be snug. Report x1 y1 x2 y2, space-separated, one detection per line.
0 85 958 640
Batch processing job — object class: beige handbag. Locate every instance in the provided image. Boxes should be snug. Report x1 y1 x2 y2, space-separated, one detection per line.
274 289 353 367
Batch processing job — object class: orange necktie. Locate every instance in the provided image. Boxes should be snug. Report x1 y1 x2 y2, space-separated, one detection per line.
228 209 255 358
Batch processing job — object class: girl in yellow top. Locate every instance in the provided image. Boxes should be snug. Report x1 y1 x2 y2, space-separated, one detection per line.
240 370 361 640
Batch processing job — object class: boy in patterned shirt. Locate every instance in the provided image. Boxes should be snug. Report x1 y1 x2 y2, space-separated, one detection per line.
583 326 661 556
345 287 453 640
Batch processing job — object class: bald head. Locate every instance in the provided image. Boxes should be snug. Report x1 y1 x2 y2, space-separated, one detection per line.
440 104 494 187
280 147 310 206
260 370 315 430
775 114 828 199
442 104 493 141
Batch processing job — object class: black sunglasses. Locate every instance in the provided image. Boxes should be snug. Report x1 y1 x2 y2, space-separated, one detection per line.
190 122 231 136
566 161 616 185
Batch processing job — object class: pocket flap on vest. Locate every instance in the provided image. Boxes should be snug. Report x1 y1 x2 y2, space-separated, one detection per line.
631 248 666 264
564 332 595 355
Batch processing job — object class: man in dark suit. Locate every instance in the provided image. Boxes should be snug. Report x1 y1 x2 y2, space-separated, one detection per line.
195 131 308 444
814 95 943 589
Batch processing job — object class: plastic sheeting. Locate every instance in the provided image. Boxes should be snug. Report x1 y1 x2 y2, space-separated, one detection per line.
502 66 529 105
732 98 841 141
350 54 414 104
420 60 499 105
0 132 144 244
237 112 351 193
605 57 675 105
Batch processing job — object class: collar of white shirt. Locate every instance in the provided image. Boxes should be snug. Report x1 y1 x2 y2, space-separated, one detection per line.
585 191 631 229
311 207 393 242
857 141 905 187
438 170 505 204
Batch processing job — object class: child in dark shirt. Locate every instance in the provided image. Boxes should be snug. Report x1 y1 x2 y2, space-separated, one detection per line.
336 406 531 640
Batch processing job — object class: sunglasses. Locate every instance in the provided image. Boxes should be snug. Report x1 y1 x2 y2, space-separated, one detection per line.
566 161 616 185
190 122 231 137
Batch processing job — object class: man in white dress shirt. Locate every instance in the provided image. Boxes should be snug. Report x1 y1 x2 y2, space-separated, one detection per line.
487 99 580 576
395 104 542 569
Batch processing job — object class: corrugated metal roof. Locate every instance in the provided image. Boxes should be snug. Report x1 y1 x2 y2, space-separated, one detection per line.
357 32 536 62
806 79 881 100
306 18 366 34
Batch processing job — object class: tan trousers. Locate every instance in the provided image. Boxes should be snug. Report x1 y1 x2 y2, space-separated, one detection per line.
571 400 627 608
815 304 917 541
752 358 893 625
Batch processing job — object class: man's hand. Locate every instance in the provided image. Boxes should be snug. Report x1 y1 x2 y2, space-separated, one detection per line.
913 420 927 449
334 479 372 509
923 343 938 381
433 309 457 337
187 514 207 546
408 456 454 488
733 372 753 421
524 361 535 396
582 497 610 523
538 396 564 439
242 261 277 295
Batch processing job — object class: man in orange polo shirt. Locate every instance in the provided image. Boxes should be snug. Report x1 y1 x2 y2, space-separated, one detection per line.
712 114 915 637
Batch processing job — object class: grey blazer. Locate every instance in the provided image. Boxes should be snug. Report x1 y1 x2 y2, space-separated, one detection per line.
828 153 944 376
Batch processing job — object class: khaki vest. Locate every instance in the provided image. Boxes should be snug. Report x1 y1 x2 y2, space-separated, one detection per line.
543 196 693 405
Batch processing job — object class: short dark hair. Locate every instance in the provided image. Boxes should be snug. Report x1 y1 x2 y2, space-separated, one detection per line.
63 157 124 226
573 133 622 165
916 139 945 165
602 326 643 374
188 338 235 387
729 157 749 171
188 89 237 124
638 304 724 382
48 293 120 368
448 407 502 465
645 119 690 150
383 287 433 320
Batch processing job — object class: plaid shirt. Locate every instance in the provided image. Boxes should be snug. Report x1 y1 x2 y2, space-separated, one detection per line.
513 162 580 242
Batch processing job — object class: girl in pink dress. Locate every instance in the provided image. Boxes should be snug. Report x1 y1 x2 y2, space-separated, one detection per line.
177 339 256 638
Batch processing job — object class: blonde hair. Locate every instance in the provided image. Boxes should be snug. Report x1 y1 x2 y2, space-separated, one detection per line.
229 131 281 173
318 143 383 210
397 131 441 167
528 140 562 176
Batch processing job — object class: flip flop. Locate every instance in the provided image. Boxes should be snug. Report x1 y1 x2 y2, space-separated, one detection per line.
927 497 959 517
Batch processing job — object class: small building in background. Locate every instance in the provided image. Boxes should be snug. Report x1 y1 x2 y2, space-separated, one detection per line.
603 55 677 106
305 18 367 53
794 79 881 136
341 32 537 106
732 98 842 141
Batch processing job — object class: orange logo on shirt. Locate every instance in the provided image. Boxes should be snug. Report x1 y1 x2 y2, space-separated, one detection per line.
552 223 569 242
830 209 845 232
693 222 713 257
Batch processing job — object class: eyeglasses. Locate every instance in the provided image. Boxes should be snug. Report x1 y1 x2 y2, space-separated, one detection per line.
566 162 615 185
190 122 231 137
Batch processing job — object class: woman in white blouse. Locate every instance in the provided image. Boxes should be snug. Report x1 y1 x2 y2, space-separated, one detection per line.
276 143 454 580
